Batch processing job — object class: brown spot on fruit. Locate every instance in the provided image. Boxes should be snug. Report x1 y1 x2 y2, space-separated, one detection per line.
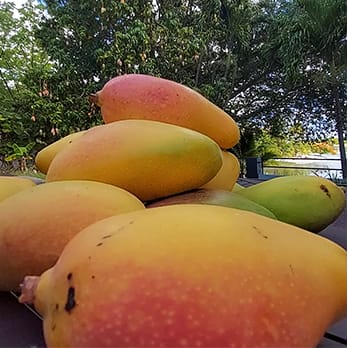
252 226 268 239
64 286 76 313
320 184 331 198
67 272 72 280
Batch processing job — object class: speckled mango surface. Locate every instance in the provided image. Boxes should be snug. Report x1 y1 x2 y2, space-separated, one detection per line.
30 204 346 348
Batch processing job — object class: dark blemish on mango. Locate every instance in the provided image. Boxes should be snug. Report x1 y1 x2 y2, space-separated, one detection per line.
91 275 95 279
96 242 103 247
102 234 113 239
51 323 56 331
252 226 268 239
289 264 295 275
320 184 331 198
55 303 59 311
116 225 126 233
67 272 72 280
88 256 92 260
64 286 76 313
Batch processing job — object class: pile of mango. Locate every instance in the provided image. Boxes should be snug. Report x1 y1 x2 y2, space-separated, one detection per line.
0 74 346 348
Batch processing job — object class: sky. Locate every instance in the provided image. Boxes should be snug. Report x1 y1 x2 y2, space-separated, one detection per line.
6 0 37 8
10 0 29 6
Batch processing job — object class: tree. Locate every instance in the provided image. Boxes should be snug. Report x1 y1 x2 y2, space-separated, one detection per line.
0 0 81 165
0 1 49 161
271 0 347 179
2 0 345 175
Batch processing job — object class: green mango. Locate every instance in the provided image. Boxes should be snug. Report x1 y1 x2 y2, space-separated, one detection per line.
146 188 277 220
237 175 345 233
231 182 245 192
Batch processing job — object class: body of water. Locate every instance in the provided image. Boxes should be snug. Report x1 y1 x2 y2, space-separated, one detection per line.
266 152 344 181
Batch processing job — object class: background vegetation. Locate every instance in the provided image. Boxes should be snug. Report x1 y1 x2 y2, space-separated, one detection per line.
0 0 346 178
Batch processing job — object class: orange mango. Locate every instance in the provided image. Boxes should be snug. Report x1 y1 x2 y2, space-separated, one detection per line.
0 176 36 202
90 74 240 149
0 180 144 291
20 205 346 348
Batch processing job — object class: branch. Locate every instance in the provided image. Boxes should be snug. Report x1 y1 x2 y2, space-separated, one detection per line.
194 48 204 88
0 69 14 99
228 70 267 101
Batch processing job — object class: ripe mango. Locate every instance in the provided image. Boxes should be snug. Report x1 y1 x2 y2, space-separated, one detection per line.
89 74 240 149
0 175 36 202
237 175 346 232
147 188 277 219
46 120 223 201
35 130 86 174
200 151 240 190
0 180 144 291
20 205 346 348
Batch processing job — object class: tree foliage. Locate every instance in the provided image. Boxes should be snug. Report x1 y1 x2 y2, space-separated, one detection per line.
271 0 347 177
0 0 346 177
0 0 52 160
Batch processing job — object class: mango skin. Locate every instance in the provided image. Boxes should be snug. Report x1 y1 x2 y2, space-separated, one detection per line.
231 182 245 192
237 176 346 232
18 175 45 185
35 131 86 174
92 74 240 149
46 120 223 201
26 205 346 348
0 180 144 291
147 188 277 219
200 151 240 190
0 176 36 202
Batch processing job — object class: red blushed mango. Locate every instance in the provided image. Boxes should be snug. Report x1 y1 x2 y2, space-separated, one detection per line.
0 180 144 291
89 74 240 149
20 205 346 348
46 120 223 201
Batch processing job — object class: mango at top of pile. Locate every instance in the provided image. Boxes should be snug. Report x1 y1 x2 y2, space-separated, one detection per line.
90 73 240 149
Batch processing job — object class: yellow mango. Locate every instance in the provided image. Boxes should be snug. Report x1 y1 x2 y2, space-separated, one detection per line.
46 120 223 201
20 205 346 348
0 176 36 202
35 131 86 174
201 151 240 190
0 180 144 291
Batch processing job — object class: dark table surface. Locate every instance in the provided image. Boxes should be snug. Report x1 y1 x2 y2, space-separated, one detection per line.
1 179 346 348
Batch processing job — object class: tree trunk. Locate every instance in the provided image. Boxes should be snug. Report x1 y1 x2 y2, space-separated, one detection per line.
333 85 347 181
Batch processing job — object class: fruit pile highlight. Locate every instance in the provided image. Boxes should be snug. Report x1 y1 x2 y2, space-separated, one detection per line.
0 74 345 348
